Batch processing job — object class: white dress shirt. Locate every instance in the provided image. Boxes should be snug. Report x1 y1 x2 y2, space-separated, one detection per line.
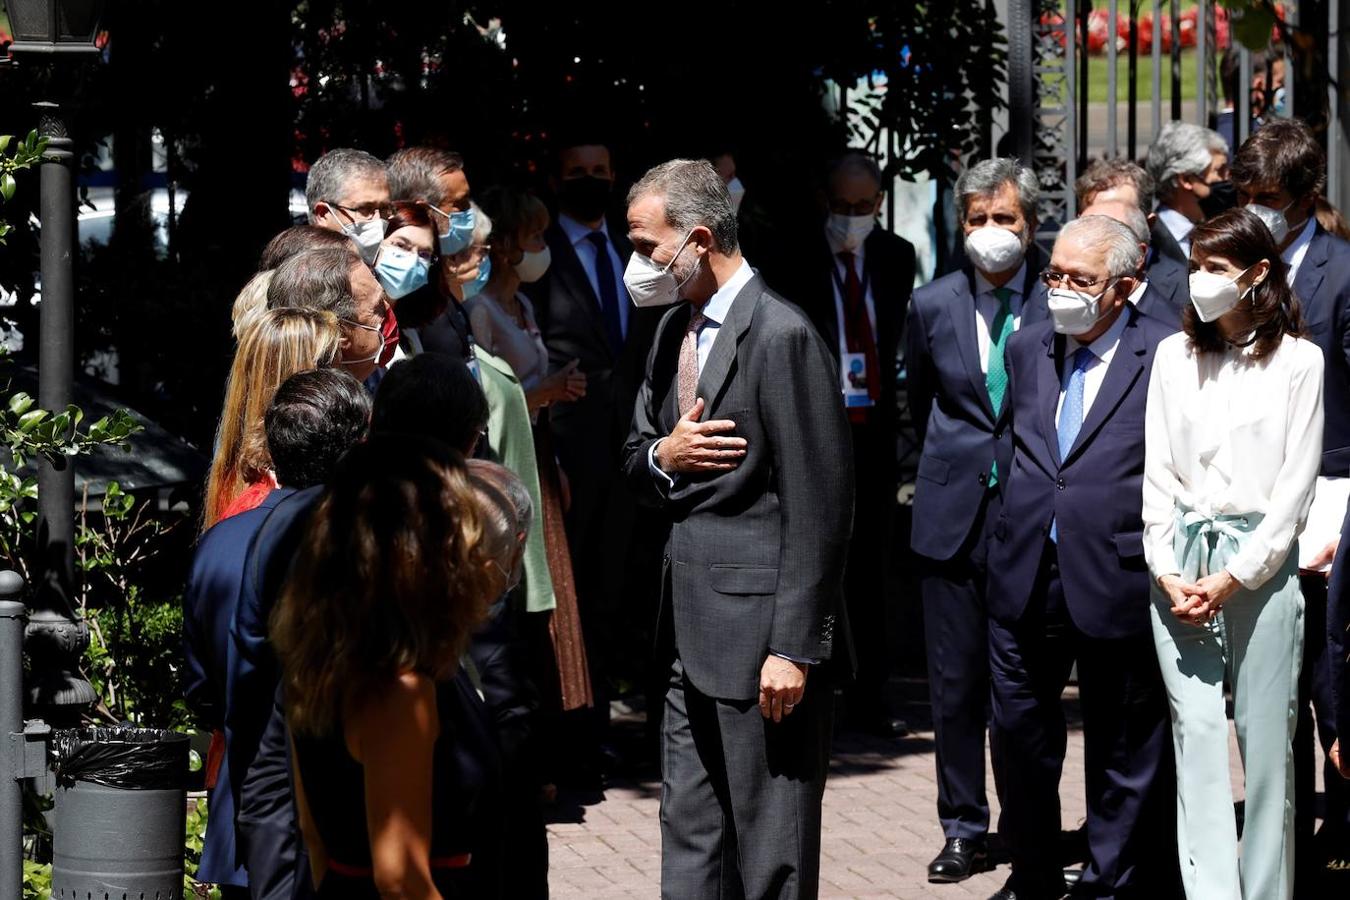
1054 306 1130 423
826 230 879 360
559 213 630 337
974 262 1028 373
1142 332 1324 588
1281 215 1318 287
1157 206 1195 259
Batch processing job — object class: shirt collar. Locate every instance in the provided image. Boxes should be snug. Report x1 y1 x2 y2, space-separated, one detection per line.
1280 214 1318 267
974 259 1029 299
1068 302 1131 360
1156 206 1194 244
560 213 608 247
698 259 756 327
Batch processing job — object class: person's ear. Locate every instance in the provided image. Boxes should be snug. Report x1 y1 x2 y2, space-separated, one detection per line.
1114 276 1137 303
1249 258 1271 287
692 225 715 255
871 194 884 217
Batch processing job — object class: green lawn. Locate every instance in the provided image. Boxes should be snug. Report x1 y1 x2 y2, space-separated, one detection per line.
1084 47 1206 103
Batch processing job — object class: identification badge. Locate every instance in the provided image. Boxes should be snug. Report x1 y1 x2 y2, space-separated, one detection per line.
841 351 874 408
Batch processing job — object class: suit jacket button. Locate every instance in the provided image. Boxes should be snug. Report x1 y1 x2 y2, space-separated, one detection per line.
1057 478 1065 490
994 430 1003 440
978 472 988 486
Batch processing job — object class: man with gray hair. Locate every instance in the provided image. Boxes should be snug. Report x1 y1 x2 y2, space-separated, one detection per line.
1079 196 1185 330
983 215 1176 900
305 148 391 265
621 158 852 899
267 247 391 382
905 156 1048 884
1145 120 1231 261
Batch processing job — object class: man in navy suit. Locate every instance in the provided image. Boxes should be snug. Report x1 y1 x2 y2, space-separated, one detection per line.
184 369 370 898
986 217 1176 900
1074 158 1190 327
905 157 1048 883
1232 119 1350 883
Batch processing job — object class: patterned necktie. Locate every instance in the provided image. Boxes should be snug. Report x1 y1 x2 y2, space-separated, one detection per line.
1050 347 1095 543
677 312 706 416
838 251 880 423
586 231 625 355
986 287 1015 486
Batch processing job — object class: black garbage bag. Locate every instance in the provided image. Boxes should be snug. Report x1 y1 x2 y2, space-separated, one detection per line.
50 727 190 790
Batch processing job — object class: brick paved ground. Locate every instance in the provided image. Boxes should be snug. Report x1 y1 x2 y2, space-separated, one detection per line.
546 677 1341 899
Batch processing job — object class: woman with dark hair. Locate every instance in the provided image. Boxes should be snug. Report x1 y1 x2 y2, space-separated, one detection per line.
1143 207 1323 899
272 435 507 899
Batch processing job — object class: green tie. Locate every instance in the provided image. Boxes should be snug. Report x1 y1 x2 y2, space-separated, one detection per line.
986 287 1014 486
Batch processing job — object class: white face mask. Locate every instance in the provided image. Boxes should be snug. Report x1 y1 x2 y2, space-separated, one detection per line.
965 225 1026 274
1189 266 1255 323
513 246 552 283
335 210 388 265
1047 285 1109 336
727 177 747 215
826 213 875 253
623 229 699 308
1246 200 1296 245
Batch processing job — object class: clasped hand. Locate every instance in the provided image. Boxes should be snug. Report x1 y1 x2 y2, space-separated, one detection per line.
1158 571 1241 627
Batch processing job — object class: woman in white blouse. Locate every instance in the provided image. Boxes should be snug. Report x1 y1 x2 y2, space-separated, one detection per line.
1143 207 1323 900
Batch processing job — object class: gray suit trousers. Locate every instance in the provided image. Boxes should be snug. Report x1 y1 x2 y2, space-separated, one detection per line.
660 658 832 900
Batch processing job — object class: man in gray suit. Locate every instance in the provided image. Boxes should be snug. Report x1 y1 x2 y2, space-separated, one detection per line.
622 159 854 900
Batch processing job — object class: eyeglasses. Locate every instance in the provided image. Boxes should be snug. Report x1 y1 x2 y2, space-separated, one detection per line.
327 200 389 222
1040 270 1112 291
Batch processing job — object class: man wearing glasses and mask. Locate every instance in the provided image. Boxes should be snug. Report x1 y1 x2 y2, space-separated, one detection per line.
984 216 1176 900
306 147 392 265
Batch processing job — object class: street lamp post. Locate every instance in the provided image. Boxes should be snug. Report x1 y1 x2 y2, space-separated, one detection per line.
4 0 106 725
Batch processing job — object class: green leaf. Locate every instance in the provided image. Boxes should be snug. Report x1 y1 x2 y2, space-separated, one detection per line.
0 173 14 204
0 136 10 154
7 393 32 416
16 410 48 433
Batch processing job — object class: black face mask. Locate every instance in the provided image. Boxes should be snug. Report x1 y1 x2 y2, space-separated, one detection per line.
558 175 613 222
1199 179 1238 220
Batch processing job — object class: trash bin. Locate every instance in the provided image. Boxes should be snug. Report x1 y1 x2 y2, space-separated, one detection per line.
49 727 190 900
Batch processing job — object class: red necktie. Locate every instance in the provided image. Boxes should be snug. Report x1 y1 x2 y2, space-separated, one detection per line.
839 251 880 423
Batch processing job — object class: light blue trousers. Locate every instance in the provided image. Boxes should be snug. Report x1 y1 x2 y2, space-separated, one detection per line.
1149 510 1303 900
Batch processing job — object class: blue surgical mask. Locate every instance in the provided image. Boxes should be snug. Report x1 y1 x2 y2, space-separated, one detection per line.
462 257 492 299
432 204 476 256
373 245 430 300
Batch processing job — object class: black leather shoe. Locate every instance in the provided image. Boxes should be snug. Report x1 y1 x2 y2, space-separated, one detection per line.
928 837 988 883
987 889 1017 900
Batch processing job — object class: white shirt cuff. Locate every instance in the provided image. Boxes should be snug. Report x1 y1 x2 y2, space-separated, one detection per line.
648 439 675 489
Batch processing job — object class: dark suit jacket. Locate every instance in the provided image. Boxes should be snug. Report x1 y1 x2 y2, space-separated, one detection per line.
795 227 916 486
1150 217 1188 267
1139 253 1188 331
183 488 294 886
905 249 1050 562
1328 497 1350 742
622 273 854 701
1292 225 1350 477
226 486 322 806
988 308 1172 639
527 220 663 464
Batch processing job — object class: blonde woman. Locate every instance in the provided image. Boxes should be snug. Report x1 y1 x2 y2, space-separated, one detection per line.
202 308 342 530
231 270 275 341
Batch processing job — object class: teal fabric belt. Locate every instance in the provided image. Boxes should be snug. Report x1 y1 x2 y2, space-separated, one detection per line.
1174 506 1264 582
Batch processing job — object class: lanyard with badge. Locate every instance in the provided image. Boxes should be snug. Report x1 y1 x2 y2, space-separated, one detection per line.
831 255 875 408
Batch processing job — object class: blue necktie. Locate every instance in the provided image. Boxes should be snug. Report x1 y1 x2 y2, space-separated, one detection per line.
1050 347 1095 543
587 231 624 355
